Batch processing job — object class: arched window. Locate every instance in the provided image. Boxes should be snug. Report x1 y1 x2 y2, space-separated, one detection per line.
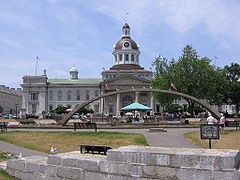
85 90 89 100
76 90 80 100
57 90 62 101
67 90 71 100
94 90 98 97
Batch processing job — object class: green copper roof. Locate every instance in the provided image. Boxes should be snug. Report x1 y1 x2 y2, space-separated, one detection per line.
48 78 102 85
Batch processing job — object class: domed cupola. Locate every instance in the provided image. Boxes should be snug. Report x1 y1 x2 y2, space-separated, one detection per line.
112 23 140 66
69 67 78 79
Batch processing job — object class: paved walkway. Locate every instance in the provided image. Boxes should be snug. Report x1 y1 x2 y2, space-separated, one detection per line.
0 128 200 157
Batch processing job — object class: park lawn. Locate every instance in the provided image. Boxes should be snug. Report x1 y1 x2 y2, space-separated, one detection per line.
0 131 148 154
184 130 240 149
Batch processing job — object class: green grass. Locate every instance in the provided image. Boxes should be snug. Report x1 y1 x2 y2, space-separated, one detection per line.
0 170 19 180
183 130 240 149
0 131 149 153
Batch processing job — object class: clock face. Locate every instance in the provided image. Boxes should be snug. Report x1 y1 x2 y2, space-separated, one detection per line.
124 41 130 47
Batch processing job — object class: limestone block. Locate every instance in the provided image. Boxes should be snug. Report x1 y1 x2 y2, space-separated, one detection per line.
7 159 26 171
214 170 240 180
26 162 39 173
43 176 66 180
176 168 213 180
142 166 176 179
99 160 130 175
84 171 107 180
129 163 144 177
220 154 239 170
21 172 44 180
170 152 199 168
62 157 100 171
199 154 221 170
57 167 84 180
47 155 62 166
6 169 23 179
39 164 58 176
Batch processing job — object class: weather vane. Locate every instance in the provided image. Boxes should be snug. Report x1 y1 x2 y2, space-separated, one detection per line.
122 12 129 22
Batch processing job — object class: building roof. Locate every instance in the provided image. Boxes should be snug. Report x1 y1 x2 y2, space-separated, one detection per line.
70 67 78 72
48 78 102 85
114 37 139 50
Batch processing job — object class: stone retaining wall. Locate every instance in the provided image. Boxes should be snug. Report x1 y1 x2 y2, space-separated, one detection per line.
6 146 240 180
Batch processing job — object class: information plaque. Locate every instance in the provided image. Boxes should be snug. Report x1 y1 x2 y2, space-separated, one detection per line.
200 124 219 139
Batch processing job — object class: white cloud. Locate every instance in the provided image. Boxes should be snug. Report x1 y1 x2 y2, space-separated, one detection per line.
88 0 240 49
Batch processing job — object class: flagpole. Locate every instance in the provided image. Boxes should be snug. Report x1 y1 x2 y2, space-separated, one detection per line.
35 56 40 76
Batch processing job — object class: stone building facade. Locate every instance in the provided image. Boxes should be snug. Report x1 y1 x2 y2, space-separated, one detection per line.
0 85 22 115
21 23 156 118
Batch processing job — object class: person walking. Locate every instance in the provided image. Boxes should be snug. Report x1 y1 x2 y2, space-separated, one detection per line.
219 113 226 134
207 113 215 124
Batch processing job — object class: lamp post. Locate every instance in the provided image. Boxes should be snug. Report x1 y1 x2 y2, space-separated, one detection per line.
15 104 18 119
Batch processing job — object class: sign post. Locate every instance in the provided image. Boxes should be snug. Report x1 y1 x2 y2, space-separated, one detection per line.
200 124 219 149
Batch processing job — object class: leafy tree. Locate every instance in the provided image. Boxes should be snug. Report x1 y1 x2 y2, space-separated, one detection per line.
151 55 178 109
54 106 67 114
76 107 94 115
152 45 225 116
165 104 183 113
223 63 240 114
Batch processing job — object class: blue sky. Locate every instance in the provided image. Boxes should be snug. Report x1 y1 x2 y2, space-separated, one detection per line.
0 0 240 88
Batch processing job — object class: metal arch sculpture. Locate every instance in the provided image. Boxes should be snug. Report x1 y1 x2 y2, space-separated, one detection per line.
59 88 221 126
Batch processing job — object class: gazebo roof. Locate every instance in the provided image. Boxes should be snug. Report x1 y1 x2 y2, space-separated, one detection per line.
121 102 151 111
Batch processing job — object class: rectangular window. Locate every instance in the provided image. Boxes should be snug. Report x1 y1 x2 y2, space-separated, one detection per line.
125 54 129 61
49 91 53 100
30 93 38 100
131 54 134 61
119 54 122 61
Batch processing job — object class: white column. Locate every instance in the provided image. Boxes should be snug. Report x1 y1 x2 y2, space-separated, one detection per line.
116 93 120 116
135 92 140 103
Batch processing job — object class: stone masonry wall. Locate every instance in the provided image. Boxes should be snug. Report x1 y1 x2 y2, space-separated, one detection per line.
6 146 240 180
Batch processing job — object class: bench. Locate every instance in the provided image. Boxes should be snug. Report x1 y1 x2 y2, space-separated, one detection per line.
79 145 112 155
20 121 36 125
233 120 240 130
0 122 8 131
74 122 97 132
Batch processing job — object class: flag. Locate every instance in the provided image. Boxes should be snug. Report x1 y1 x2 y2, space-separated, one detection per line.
104 83 109 89
170 82 177 91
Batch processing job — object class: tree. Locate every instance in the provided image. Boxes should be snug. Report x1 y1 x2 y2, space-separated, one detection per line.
152 45 225 116
0 105 3 113
223 63 240 114
151 55 178 109
76 107 94 115
54 106 67 114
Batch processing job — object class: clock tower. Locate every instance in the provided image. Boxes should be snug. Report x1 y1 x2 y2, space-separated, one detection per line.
112 23 140 66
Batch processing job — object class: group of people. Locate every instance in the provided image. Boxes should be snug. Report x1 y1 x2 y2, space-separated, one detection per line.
207 113 226 133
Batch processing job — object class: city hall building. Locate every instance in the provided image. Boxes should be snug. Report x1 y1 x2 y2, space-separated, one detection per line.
21 23 158 118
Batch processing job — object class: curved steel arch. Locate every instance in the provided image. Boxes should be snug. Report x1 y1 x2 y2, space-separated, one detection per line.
59 88 221 126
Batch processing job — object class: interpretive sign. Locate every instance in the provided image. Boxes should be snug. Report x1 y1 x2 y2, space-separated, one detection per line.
200 124 219 149
200 124 219 139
